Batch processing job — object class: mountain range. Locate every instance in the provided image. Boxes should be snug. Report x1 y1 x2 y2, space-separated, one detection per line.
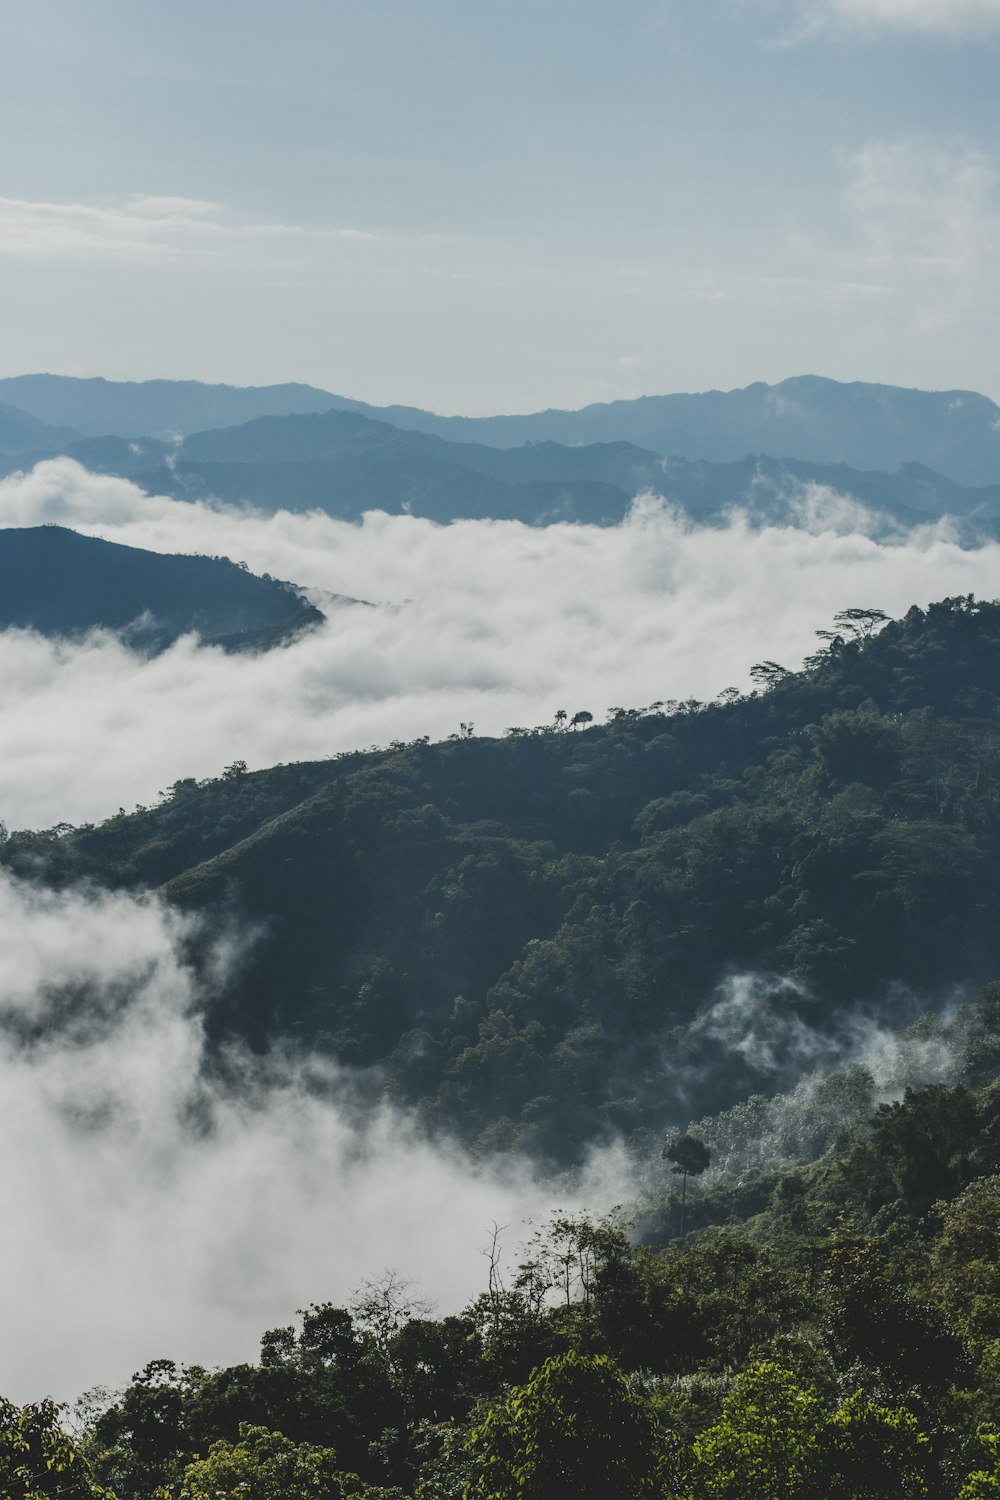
2 373 1000 487
3 378 1000 530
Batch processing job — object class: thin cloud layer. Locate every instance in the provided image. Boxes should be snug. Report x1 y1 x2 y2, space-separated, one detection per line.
842 137 1000 275
0 868 613 1404
825 0 1000 34
1 459 998 830
0 193 376 262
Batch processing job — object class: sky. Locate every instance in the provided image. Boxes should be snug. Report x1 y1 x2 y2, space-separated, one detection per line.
1 0 999 412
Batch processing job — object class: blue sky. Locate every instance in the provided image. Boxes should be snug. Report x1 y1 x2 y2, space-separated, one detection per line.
2 0 999 411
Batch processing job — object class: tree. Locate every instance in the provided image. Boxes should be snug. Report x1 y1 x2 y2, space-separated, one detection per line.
689 1361 822 1500
957 1430 1000 1499
569 710 593 730
662 1132 711 1235
350 1270 431 1371
181 1423 368 1500
466 1351 660 1500
690 1366 931 1500
0 1397 111 1500
816 1391 931 1500
88 1357 189 1497
750 660 791 690
932 1175 1000 1342
832 607 890 642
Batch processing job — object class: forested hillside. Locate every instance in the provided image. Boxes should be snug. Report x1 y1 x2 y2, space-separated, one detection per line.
11 1045 1000 1499
0 526 325 652
7 594 1000 1163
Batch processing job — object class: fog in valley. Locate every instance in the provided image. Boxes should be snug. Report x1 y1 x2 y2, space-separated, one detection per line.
1 458 997 830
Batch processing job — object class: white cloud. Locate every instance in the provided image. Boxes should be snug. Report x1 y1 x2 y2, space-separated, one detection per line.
0 193 377 262
0 867 617 1403
841 137 1000 275
126 194 223 218
767 135 1000 372
826 0 1000 34
0 459 997 831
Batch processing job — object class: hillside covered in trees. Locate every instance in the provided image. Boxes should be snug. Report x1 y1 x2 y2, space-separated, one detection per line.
9 595 1000 1497
7 593 1000 1164
11 1042 1000 1498
0 526 325 653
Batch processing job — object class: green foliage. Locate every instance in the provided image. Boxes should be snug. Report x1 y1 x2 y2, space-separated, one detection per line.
688 1361 823 1499
817 1390 932 1499
957 1431 1000 1499
181 1423 346 1499
36 1162 1000 1500
0 1397 111 1500
932 1175 1000 1343
179 1423 402 1500
663 1133 711 1179
689 1365 932 1500
465 1351 660 1500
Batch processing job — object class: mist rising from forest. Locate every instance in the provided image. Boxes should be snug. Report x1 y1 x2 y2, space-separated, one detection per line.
0 868 629 1404
0 870 969 1405
1 458 997 829
665 970 969 1188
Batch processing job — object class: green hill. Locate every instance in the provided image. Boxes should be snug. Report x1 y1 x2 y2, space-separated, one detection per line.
0 525 324 651
10 595 1000 1160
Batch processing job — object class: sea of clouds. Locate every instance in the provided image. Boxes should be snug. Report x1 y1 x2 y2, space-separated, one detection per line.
1 458 997 830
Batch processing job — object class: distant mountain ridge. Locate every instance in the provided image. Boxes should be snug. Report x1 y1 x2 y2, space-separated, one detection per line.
0 375 338 439
3 372 1000 485
5 405 996 534
0 401 80 452
0 525 325 652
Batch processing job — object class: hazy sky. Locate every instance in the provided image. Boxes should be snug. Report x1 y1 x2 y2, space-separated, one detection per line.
2 0 999 411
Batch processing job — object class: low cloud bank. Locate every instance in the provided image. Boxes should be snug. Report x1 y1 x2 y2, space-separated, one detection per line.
0 869 620 1404
2 460 998 830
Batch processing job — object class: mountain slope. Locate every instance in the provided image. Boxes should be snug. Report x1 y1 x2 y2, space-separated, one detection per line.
0 401 80 452
0 525 324 651
10 595 1000 1161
